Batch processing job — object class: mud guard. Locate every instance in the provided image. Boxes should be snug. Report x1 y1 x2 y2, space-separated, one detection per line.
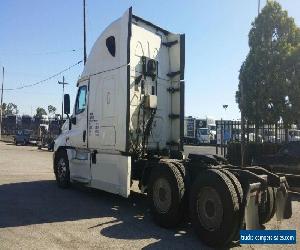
244 182 261 230
275 177 292 220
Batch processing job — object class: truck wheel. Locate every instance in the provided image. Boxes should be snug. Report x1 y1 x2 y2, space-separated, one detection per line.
54 150 70 188
148 162 185 228
259 187 275 224
189 169 240 247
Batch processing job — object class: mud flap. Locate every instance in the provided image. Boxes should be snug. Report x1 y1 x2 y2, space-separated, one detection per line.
244 183 261 230
275 177 292 220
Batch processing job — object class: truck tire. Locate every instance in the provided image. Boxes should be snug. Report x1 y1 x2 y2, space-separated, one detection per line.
220 169 244 240
259 187 275 224
189 169 240 247
148 162 185 228
221 169 243 207
54 150 70 188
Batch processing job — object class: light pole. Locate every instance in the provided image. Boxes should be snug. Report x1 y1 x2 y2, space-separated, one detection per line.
220 105 228 156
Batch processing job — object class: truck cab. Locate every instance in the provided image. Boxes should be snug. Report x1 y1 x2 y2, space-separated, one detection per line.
196 127 210 144
54 8 184 197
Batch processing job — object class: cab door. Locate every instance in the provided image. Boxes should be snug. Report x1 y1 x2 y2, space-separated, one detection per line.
68 81 91 182
69 82 88 148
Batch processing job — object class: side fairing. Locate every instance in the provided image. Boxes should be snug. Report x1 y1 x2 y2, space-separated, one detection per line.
128 16 185 152
84 8 131 152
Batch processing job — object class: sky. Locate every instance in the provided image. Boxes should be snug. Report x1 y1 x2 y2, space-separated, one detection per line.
0 0 299 120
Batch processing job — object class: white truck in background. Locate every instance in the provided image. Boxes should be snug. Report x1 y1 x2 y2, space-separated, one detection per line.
206 116 216 141
183 116 197 144
53 8 292 247
184 116 216 144
196 127 210 143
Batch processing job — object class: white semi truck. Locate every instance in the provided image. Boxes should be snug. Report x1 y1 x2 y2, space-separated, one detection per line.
53 8 292 247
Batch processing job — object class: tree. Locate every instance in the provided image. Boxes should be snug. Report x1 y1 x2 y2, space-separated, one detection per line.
48 105 57 116
35 107 47 118
286 45 300 124
1 102 19 115
236 1 300 141
0 103 6 114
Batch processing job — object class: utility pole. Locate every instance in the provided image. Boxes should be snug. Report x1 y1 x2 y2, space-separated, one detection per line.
258 0 261 15
83 0 87 65
58 76 69 122
0 67 4 140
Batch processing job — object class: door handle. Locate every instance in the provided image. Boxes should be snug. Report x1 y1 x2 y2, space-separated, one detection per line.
83 130 86 142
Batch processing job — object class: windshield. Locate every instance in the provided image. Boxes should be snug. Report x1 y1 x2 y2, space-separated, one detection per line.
199 129 208 135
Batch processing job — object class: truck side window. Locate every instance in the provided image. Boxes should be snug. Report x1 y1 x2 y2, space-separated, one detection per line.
106 36 116 57
75 86 87 114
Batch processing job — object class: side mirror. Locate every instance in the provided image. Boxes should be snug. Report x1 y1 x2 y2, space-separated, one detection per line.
71 116 77 125
64 94 70 115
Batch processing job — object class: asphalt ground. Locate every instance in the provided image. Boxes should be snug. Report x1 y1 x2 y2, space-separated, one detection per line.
0 142 299 249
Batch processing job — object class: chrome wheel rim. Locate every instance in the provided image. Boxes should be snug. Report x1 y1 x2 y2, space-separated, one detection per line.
196 186 223 231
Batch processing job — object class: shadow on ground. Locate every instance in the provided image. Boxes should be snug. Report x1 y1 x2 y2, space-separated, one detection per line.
291 192 300 202
4 143 51 152
0 180 213 249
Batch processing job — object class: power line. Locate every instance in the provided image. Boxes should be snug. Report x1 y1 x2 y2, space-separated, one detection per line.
4 61 130 92
3 60 82 91
0 48 83 57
